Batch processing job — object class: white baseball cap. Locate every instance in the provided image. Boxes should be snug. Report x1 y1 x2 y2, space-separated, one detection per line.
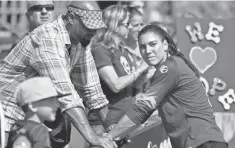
15 77 71 107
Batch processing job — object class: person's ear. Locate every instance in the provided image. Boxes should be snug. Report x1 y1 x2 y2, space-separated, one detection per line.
163 40 168 51
68 13 76 25
116 26 120 32
25 12 30 22
28 103 37 112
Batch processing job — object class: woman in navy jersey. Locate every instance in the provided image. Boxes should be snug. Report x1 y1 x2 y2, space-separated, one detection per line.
107 24 228 148
88 5 149 136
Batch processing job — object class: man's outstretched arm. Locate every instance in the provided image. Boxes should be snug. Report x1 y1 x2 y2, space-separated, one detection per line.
70 45 109 128
30 38 113 148
65 107 113 147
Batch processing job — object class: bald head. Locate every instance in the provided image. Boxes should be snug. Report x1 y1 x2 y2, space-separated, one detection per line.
69 1 101 11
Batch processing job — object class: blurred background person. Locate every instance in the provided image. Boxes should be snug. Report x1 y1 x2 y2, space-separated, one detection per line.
26 0 55 32
125 7 156 99
10 0 55 49
118 1 145 15
88 5 149 141
128 1 145 15
125 7 144 69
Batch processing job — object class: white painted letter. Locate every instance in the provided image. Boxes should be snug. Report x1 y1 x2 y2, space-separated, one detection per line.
185 22 204 43
205 22 224 43
209 77 227 96
218 89 235 110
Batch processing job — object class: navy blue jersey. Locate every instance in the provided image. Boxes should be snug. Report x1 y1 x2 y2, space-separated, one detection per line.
127 56 227 148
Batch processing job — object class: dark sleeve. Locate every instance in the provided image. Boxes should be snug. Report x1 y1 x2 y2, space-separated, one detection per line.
29 125 51 148
126 62 179 124
91 45 112 69
6 130 17 148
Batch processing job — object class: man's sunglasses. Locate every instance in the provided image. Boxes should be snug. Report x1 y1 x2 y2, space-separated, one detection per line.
28 4 54 12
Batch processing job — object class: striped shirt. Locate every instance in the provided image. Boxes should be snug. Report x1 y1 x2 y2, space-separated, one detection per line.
0 15 108 131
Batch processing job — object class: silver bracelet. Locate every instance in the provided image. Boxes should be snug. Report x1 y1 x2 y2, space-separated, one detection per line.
132 70 141 80
106 124 116 132
132 71 137 80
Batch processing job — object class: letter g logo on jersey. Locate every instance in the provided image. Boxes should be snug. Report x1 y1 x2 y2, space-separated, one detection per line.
159 65 168 73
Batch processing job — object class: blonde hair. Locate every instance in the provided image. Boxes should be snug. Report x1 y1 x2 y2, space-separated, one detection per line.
91 5 129 49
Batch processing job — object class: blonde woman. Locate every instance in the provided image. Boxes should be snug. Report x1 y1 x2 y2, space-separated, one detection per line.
125 7 145 70
124 7 156 99
88 5 149 136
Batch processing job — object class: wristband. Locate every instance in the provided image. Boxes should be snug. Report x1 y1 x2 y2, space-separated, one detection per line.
105 124 116 132
132 70 141 81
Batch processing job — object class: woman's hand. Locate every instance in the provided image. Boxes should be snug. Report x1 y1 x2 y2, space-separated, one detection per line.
134 66 156 89
137 61 149 74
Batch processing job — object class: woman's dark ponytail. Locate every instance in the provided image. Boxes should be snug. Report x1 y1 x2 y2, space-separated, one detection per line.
164 30 200 78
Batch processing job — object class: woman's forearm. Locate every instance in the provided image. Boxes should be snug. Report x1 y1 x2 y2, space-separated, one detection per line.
94 105 109 129
99 64 149 93
108 68 146 93
107 115 139 140
110 72 136 93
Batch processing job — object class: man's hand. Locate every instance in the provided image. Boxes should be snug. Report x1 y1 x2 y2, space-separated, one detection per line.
90 136 117 148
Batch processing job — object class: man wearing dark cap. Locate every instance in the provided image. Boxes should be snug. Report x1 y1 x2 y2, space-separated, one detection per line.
0 1 114 148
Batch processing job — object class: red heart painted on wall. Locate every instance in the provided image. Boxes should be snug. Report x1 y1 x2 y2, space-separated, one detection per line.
189 46 217 74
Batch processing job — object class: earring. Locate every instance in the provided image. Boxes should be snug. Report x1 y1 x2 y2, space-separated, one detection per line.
31 108 37 112
68 17 73 25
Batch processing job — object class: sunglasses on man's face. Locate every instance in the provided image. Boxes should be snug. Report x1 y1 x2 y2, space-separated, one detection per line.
28 4 54 12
